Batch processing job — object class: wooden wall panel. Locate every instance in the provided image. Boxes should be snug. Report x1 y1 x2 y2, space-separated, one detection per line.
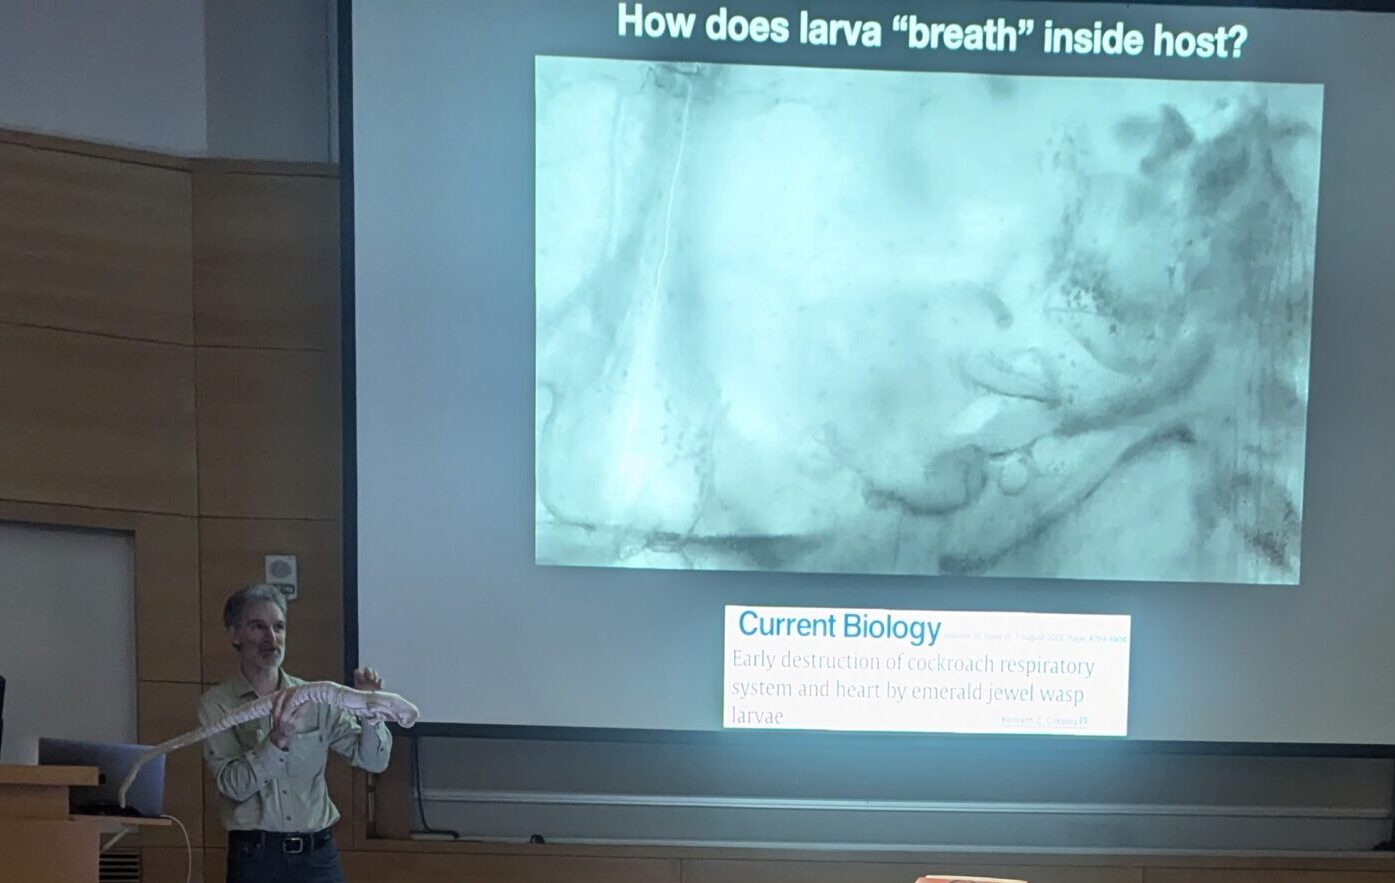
198 517 343 685
134 514 202 682
204 847 230 883
142 846 206 883
0 324 198 514
136 681 204 849
330 843 1395 883
0 501 199 682
195 347 341 519
682 859 1137 883
0 140 193 344
192 171 340 351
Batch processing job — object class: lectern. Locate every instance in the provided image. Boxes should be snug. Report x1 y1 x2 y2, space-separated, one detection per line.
0 763 102 882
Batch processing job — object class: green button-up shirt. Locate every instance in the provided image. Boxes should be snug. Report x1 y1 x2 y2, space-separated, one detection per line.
199 670 392 833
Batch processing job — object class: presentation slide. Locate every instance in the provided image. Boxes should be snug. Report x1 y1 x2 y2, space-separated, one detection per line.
349 0 1395 747
724 606 1131 735
535 57 1320 585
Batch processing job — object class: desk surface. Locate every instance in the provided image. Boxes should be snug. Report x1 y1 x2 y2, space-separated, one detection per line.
73 814 172 830
0 764 98 787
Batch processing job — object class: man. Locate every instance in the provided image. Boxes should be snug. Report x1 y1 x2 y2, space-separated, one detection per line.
201 584 392 883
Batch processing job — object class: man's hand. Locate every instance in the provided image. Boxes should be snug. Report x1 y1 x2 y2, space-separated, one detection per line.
353 667 387 725
353 667 384 691
268 690 313 750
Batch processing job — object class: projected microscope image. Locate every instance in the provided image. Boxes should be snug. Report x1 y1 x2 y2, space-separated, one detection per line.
534 57 1322 585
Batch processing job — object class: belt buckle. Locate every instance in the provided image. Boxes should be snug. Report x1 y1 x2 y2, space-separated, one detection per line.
283 835 305 854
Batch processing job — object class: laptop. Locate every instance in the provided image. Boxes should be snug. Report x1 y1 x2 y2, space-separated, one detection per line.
37 737 166 819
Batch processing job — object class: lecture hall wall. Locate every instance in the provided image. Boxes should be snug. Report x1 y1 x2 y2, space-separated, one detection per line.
1 2 1393 882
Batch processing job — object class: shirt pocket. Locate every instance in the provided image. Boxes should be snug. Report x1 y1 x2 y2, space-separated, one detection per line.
232 717 270 753
287 723 331 780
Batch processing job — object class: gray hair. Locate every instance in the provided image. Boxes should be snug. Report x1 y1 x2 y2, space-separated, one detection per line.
223 583 288 629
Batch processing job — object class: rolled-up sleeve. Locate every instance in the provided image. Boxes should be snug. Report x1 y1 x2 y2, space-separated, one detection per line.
327 707 393 773
199 692 287 803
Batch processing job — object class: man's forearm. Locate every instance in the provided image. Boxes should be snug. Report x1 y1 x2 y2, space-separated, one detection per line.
211 736 288 802
355 723 393 773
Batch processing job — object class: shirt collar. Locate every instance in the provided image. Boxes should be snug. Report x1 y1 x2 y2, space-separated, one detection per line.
232 668 289 699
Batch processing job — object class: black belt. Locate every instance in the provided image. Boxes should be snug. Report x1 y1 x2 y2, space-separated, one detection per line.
229 828 334 854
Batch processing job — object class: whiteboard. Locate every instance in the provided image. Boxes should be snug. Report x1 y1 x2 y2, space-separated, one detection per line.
0 521 136 763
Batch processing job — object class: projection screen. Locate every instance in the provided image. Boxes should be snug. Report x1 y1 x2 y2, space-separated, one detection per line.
347 0 1395 749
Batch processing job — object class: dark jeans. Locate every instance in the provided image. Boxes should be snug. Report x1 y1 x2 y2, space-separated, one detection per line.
226 830 345 883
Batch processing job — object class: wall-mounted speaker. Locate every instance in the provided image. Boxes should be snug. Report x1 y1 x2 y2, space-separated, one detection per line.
264 554 299 601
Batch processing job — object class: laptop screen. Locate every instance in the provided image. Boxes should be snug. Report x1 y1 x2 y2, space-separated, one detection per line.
37 737 165 819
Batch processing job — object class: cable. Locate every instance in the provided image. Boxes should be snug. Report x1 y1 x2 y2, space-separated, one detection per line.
160 814 192 883
410 734 460 839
